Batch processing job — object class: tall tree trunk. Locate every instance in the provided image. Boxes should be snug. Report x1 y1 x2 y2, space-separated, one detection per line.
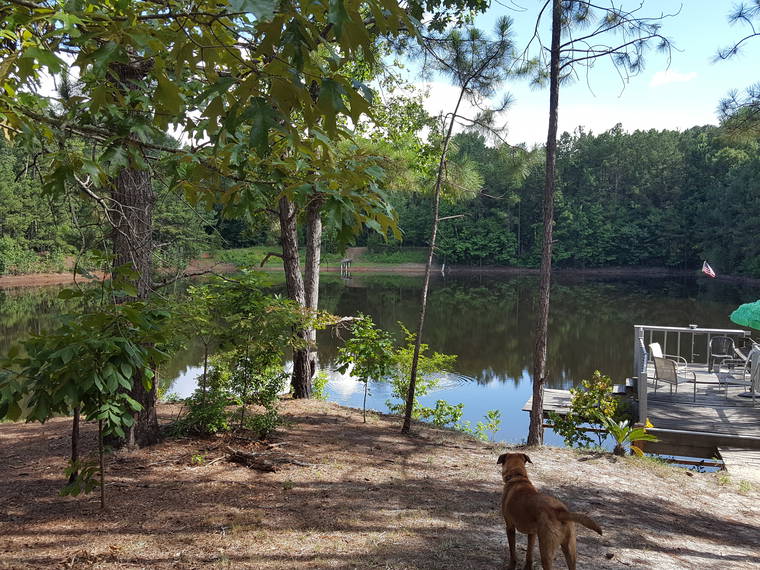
110 59 159 447
278 196 311 398
112 163 159 446
528 0 562 447
401 88 466 434
303 198 323 380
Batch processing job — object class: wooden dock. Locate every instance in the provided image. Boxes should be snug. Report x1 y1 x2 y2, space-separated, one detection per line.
642 363 760 449
523 363 760 466
717 447 760 485
521 388 572 414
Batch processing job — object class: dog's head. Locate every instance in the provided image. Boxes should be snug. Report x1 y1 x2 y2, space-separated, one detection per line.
497 452 532 483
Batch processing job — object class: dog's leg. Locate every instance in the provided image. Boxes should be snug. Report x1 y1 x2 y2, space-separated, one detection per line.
538 531 556 570
524 533 535 569
561 526 576 570
506 525 517 569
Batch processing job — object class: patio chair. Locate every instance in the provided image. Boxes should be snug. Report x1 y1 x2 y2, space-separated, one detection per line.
732 339 760 365
649 342 688 372
719 345 760 406
652 356 697 402
708 336 736 372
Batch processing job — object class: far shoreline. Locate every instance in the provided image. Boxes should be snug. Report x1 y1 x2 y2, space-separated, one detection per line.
3 261 758 289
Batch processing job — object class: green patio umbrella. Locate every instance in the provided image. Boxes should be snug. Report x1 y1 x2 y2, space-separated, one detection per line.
730 300 760 330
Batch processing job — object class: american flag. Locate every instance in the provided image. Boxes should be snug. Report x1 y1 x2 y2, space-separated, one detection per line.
702 260 716 278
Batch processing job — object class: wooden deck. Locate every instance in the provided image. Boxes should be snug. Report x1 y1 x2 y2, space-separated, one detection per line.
643 363 760 447
523 363 760 466
521 388 572 414
717 447 760 485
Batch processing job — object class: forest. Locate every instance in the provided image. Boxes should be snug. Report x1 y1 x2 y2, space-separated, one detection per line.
3 122 760 276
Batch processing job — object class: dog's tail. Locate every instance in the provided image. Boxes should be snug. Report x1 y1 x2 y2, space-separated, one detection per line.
557 511 603 535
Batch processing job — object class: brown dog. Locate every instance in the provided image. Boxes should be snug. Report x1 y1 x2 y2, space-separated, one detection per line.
498 453 602 570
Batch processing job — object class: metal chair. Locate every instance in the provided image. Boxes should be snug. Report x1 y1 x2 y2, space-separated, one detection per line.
708 336 736 372
649 342 688 372
652 356 697 402
718 345 760 406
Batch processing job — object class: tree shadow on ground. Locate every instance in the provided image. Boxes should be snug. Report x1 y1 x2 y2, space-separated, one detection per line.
1 402 759 569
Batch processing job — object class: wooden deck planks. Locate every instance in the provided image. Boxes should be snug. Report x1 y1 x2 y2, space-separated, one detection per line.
521 389 572 413
643 361 760 445
646 401 760 437
717 447 760 485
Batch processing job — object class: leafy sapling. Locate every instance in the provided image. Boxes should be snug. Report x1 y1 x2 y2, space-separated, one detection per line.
336 314 395 422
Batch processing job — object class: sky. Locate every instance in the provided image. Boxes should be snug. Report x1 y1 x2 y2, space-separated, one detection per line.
412 0 760 146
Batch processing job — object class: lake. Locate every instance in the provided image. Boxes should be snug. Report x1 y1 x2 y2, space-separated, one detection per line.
1 271 757 448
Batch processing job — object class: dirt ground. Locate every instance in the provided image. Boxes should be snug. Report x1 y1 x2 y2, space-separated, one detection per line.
1 399 758 569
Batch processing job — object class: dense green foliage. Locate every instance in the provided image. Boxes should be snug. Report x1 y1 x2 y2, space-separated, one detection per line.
0 285 171 434
167 272 335 437
3 117 758 278
0 137 218 275
385 325 457 420
390 125 760 277
336 314 395 422
547 371 622 449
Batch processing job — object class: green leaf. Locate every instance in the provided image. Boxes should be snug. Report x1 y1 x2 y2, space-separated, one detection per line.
245 97 280 157
89 85 108 112
120 361 133 380
122 394 142 412
328 0 350 36
155 73 183 116
317 79 348 134
23 46 64 73
85 41 121 74
228 0 277 21
58 289 83 300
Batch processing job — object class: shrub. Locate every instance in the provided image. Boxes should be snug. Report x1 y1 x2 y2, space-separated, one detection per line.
547 370 622 449
336 314 395 422
386 324 457 420
169 385 234 436
457 409 502 441
312 369 330 400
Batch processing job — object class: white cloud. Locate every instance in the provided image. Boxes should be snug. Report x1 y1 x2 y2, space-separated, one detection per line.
649 70 698 87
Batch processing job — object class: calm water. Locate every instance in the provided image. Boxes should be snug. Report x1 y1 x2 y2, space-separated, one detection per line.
1 272 757 447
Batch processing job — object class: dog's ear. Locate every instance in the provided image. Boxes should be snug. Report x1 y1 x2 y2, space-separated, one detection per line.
497 453 507 465
522 453 532 464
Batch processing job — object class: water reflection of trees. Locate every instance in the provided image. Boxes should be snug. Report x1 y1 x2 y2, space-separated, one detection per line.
0 286 78 355
317 274 754 389
2 273 754 391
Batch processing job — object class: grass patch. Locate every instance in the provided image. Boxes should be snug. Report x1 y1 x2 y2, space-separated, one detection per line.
214 247 345 268
213 246 429 269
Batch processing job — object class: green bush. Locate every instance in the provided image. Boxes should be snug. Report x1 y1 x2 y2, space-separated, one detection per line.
0 236 41 274
428 400 464 427
362 247 428 264
386 325 457 420
312 369 330 400
169 385 234 436
242 408 281 439
456 409 503 441
547 370 622 449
